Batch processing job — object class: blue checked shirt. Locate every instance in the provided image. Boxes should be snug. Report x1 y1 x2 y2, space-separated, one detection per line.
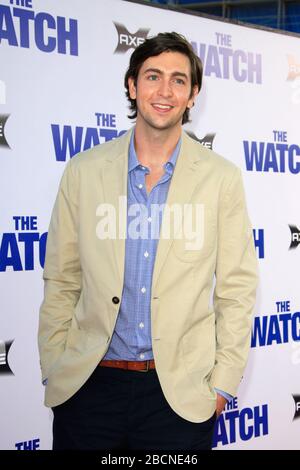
103 131 180 361
103 130 232 403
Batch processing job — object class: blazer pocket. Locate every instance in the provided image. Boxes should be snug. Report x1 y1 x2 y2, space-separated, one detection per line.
172 208 217 263
181 314 216 373
65 327 88 355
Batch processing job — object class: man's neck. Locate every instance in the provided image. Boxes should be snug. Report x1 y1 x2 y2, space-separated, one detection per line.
134 123 182 169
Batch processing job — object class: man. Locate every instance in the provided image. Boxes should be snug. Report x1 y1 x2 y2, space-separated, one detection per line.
38 32 257 450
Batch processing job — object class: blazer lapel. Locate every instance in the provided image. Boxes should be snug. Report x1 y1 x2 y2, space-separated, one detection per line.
152 132 204 291
101 129 205 291
101 130 133 285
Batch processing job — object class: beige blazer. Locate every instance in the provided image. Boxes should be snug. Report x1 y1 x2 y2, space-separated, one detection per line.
38 129 258 423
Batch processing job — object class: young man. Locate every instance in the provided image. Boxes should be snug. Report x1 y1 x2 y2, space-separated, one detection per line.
38 32 257 450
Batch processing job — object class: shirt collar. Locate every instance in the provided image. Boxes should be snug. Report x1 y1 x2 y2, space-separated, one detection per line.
128 128 181 175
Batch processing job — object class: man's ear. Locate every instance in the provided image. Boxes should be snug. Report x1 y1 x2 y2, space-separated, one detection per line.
128 77 137 100
187 85 199 109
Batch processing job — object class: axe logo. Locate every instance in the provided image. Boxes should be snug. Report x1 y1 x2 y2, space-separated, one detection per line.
0 114 10 148
113 23 150 54
0 340 14 374
289 225 300 249
292 395 300 420
186 131 216 150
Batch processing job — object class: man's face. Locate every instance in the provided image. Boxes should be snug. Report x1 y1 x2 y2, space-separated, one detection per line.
128 51 198 133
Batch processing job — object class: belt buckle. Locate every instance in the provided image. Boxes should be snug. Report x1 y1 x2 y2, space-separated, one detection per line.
138 360 150 372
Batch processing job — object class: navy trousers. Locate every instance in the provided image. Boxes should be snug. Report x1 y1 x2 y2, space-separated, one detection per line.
52 366 216 451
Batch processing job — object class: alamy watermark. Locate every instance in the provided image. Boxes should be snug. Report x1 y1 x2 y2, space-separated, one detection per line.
96 197 205 251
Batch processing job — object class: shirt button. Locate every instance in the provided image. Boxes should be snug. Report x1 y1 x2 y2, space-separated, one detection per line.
140 166 145 170
139 322 144 329
112 296 120 304
141 287 146 293
144 251 149 258
147 216 152 222
138 184 143 189
140 353 145 359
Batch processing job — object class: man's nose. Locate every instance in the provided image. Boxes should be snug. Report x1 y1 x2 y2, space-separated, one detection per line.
157 79 173 98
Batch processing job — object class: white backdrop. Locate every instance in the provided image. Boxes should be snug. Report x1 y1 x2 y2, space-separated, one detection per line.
1 0 300 450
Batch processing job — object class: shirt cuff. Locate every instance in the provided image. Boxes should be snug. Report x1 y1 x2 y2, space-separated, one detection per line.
215 388 233 403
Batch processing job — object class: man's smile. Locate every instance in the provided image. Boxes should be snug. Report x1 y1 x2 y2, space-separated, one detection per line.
151 103 174 112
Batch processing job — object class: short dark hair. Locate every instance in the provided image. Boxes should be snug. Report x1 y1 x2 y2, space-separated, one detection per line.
124 32 203 125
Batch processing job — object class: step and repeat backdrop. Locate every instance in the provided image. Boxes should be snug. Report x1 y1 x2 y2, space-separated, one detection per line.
1 0 300 450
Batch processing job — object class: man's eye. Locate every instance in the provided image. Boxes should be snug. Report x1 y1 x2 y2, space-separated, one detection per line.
175 78 185 85
148 75 158 81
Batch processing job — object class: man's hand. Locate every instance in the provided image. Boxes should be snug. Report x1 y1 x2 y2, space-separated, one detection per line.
216 393 227 418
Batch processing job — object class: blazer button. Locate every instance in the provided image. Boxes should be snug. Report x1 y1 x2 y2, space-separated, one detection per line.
112 296 120 304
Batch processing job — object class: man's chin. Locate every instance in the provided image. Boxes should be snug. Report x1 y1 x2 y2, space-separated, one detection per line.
145 118 182 132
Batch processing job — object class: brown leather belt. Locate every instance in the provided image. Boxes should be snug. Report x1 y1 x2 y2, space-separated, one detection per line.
99 359 155 372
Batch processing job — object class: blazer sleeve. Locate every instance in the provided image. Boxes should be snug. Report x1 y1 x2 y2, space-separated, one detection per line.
209 167 258 397
38 158 81 381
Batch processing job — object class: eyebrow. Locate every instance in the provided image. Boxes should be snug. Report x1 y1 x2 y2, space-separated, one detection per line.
143 68 188 80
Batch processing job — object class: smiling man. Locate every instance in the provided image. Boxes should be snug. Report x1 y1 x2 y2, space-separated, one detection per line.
39 32 258 450
126 49 197 194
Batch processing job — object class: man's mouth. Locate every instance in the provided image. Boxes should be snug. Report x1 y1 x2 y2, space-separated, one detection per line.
152 103 174 111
